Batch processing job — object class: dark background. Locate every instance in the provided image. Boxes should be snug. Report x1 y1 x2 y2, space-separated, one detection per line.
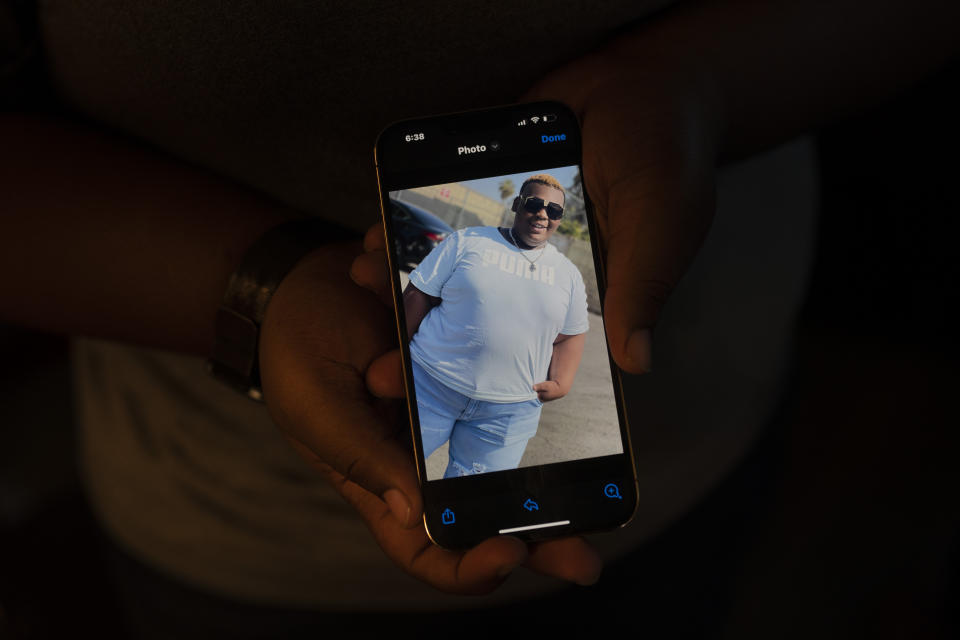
1 64 957 638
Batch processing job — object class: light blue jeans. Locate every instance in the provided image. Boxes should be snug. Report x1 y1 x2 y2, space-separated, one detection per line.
412 360 543 478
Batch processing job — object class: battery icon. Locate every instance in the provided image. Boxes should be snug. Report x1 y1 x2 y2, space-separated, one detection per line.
543 114 557 122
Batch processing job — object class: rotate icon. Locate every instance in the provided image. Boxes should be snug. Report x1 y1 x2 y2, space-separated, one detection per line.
603 483 622 500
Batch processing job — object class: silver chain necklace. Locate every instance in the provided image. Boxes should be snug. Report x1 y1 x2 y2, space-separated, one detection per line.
507 227 546 271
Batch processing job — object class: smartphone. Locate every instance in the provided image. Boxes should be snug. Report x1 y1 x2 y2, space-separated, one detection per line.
375 101 637 549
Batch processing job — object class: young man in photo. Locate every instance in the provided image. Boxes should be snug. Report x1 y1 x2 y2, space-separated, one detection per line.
403 174 589 477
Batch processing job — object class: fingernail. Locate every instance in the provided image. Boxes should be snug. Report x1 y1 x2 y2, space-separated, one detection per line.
626 329 653 373
384 489 411 527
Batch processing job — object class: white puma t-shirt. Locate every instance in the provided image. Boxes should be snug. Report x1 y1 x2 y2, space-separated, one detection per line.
409 227 589 403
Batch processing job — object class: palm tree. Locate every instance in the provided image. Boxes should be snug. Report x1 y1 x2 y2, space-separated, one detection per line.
498 179 515 201
498 179 516 227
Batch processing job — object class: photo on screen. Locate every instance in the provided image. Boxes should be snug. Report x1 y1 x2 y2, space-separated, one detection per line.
389 166 623 481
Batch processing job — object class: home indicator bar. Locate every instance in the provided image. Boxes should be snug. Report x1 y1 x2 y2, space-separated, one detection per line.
498 520 571 534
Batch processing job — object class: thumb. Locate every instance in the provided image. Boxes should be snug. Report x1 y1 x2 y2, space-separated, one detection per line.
519 48 717 374
601 158 715 374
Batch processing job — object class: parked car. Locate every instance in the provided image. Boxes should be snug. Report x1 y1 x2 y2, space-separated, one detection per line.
390 199 455 269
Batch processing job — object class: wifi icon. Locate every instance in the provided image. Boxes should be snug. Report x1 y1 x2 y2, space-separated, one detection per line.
530 116 540 124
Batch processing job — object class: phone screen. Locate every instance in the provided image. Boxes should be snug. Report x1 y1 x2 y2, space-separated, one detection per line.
376 102 636 548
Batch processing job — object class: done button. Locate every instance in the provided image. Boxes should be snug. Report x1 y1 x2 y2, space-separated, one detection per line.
541 133 567 143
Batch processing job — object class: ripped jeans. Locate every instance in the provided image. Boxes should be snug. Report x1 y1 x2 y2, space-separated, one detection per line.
412 360 543 478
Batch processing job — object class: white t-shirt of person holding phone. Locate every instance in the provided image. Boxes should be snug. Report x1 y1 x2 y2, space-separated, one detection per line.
406 174 589 477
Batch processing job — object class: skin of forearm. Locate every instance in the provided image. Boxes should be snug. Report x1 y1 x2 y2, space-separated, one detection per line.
1 114 295 355
604 0 960 161
402 283 439 340
546 333 586 394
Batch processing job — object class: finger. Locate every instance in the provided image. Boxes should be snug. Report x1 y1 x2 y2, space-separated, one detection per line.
272 365 423 525
525 537 603 586
334 472 529 594
285 430 421 532
364 222 387 252
349 249 393 305
367 349 406 399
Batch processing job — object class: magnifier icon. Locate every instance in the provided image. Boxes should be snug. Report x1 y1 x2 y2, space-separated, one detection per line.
603 483 622 499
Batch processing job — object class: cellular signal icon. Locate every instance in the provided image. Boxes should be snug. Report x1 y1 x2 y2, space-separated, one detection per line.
530 116 541 124
517 119 527 126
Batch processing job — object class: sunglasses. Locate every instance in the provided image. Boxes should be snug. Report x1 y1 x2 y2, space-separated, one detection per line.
518 195 564 220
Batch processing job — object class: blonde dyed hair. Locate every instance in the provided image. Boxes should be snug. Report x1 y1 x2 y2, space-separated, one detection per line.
520 173 565 198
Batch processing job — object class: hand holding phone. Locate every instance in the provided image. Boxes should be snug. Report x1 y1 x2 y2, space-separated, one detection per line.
351 227 606 591
261 242 604 593
370 102 638 551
